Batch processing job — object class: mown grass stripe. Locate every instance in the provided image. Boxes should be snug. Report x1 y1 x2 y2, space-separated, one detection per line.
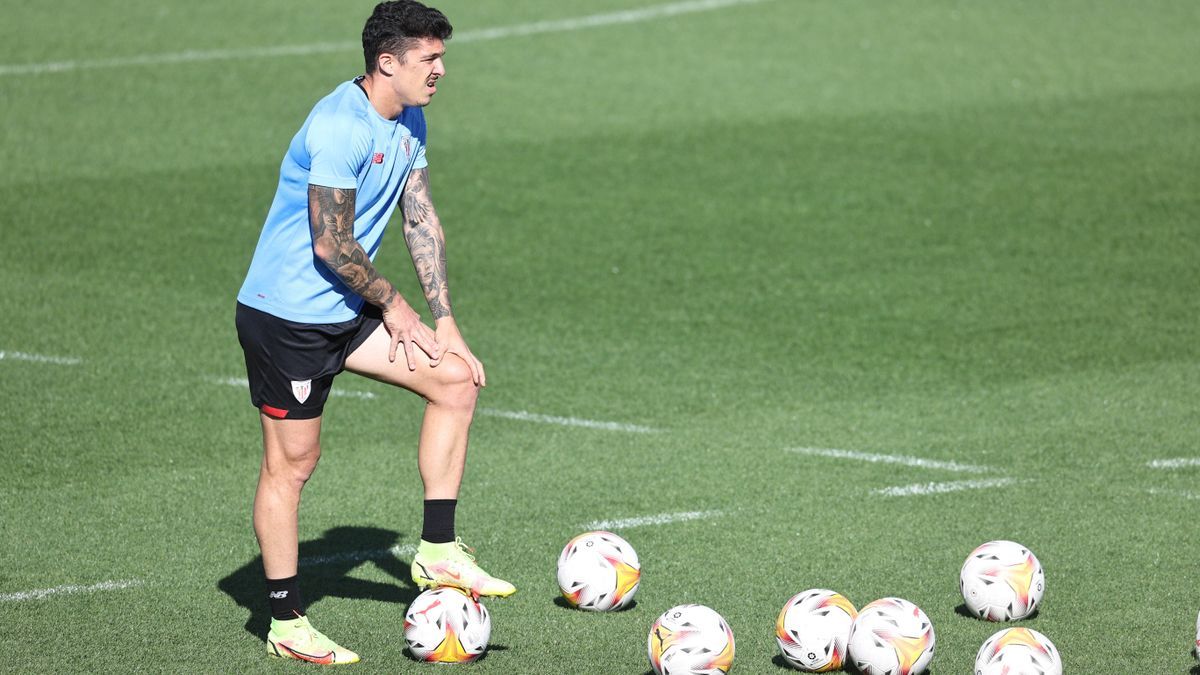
787 447 994 474
0 0 773 77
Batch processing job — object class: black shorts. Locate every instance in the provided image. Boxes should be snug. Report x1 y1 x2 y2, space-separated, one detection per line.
235 303 382 419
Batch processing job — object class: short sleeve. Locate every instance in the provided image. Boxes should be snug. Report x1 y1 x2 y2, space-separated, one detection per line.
402 106 429 170
305 112 371 189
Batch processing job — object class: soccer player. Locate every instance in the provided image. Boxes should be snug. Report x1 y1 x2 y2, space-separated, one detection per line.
234 1 513 664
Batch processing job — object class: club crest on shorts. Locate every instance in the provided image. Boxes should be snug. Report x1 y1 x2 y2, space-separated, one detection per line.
291 379 312 404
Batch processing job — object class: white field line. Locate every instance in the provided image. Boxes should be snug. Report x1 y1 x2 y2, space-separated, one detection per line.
300 543 416 568
478 408 659 433
0 350 82 365
787 447 994 474
871 478 1017 498
331 389 376 400
0 546 417 601
1147 458 1200 469
1146 487 1200 501
0 0 773 77
584 510 724 531
210 376 653 431
453 0 770 42
0 579 144 602
211 376 376 400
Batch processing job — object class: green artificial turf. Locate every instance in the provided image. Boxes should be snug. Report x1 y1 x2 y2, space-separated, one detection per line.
1 1 1198 672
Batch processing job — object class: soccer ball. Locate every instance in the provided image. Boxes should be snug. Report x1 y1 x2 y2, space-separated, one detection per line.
647 604 735 674
847 597 936 675
959 540 1045 621
775 589 857 672
403 587 490 663
974 627 1061 675
557 531 641 611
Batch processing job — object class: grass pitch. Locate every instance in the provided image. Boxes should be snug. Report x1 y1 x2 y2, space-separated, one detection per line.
2 1 1199 672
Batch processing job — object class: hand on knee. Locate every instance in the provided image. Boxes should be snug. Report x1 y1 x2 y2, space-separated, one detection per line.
430 356 479 411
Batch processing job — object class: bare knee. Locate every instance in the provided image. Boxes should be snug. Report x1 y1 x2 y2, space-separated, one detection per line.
427 355 479 412
264 440 322 490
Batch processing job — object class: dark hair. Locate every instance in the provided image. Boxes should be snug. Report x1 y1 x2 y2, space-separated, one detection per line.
362 1 453 73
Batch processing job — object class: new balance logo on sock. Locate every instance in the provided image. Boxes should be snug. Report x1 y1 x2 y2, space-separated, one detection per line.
269 590 289 599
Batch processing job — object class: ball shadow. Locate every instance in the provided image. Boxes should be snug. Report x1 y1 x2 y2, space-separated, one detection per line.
551 595 638 612
954 603 1039 621
839 663 932 675
403 644 509 664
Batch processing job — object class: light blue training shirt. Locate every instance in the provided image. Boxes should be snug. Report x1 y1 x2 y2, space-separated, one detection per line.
238 78 428 323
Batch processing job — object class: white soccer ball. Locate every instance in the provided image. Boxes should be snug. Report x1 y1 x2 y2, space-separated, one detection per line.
775 589 857 672
847 597 936 675
960 540 1045 621
557 530 641 611
403 587 490 663
648 604 735 674
974 627 1061 675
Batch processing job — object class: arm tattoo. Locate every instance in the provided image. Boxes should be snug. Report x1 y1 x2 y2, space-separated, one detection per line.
401 168 452 319
308 184 398 308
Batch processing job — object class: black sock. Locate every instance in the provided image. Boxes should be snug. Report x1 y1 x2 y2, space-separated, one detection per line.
422 499 457 543
266 575 305 621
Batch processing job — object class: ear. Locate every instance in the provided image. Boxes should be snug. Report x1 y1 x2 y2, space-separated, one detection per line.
377 53 396 76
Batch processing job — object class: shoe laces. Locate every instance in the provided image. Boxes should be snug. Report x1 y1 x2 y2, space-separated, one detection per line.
288 616 329 646
452 536 477 562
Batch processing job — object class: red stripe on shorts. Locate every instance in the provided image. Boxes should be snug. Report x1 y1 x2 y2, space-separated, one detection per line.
261 405 289 419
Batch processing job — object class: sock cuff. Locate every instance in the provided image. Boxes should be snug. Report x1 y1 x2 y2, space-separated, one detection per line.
422 499 458 544
265 574 305 620
419 539 457 551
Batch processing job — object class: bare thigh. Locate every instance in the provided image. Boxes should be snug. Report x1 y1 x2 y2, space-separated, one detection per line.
343 323 476 400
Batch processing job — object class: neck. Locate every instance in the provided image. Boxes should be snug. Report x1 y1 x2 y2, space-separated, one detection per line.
359 73 403 120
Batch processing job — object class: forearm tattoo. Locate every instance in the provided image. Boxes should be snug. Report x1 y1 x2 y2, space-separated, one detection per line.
402 168 452 319
308 185 398 308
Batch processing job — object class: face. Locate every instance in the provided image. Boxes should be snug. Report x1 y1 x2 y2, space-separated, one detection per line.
380 37 446 108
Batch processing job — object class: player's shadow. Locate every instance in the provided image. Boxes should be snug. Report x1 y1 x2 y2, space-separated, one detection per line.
954 602 1040 621
218 525 420 640
551 595 638 612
